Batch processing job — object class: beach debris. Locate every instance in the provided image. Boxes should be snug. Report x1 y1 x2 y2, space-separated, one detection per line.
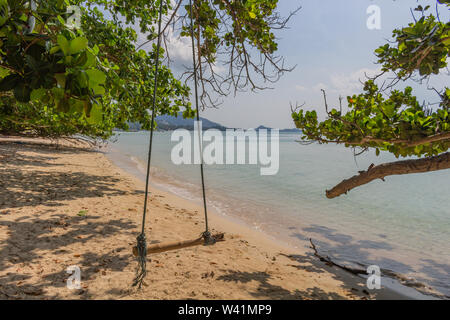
201 271 215 279
21 286 45 296
78 210 88 217
308 239 366 275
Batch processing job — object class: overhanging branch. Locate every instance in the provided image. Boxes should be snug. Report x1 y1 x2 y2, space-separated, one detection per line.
326 152 450 199
304 132 450 148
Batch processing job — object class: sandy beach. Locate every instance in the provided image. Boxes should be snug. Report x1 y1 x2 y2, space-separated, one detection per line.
0 137 410 300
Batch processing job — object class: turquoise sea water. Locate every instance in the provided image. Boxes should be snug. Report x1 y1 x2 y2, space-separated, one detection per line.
107 131 450 298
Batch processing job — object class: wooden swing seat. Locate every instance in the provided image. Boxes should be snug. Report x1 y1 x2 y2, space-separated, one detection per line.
133 233 225 256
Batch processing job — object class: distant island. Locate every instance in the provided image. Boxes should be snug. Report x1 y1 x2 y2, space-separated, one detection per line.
124 113 301 133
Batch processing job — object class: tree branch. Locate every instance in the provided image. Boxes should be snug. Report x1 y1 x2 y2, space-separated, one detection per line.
326 152 450 199
309 132 450 148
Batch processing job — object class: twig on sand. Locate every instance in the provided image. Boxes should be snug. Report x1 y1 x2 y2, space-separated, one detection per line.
309 238 366 275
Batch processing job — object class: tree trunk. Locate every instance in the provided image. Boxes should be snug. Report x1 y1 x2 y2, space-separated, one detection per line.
326 152 450 199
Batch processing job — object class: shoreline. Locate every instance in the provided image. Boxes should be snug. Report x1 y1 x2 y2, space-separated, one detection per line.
105 139 445 300
104 143 434 300
108 131 450 300
0 136 428 299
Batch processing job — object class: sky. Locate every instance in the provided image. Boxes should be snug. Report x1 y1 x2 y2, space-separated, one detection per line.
138 0 450 129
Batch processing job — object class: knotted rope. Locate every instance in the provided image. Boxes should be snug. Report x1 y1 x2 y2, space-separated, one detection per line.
132 0 164 289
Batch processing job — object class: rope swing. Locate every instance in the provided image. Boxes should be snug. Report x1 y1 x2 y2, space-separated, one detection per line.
132 0 223 289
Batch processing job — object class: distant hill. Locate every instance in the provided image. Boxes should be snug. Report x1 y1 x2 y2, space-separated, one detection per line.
255 125 301 134
123 113 301 133
155 113 227 131
122 113 226 131
279 128 302 133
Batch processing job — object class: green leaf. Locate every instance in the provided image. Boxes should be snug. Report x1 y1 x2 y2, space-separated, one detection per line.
57 15 66 25
76 71 89 88
86 103 103 124
68 98 85 114
30 88 46 101
0 74 21 92
73 51 88 66
0 66 10 78
83 51 96 68
14 83 31 102
51 87 65 100
78 210 88 217
91 84 105 95
25 55 39 71
86 69 106 86
57 35 70 56
49 46 61 54
69 37 89 55
0 0 9 27
57 97 70 112
54 73 66 88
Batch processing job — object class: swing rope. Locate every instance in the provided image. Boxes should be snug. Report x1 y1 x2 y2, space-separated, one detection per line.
133 0 214 289
189 0 215 244
132 0 164 288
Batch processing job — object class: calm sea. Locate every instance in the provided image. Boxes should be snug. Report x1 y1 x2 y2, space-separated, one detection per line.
107 131 450 298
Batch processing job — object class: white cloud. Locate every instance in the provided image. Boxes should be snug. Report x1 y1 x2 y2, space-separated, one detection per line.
164 1 192 63
133 0 192 63
303 67 381 96
135 29 192 63
295 85 307 91
165 29 192 63
311 82 328 92
329 67 381 95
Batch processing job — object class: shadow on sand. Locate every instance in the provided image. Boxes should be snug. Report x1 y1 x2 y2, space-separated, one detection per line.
0 141 140 299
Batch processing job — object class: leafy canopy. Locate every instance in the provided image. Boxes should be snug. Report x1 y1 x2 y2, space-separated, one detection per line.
292 2 449 159
0 0 194 139
0 0 293 139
